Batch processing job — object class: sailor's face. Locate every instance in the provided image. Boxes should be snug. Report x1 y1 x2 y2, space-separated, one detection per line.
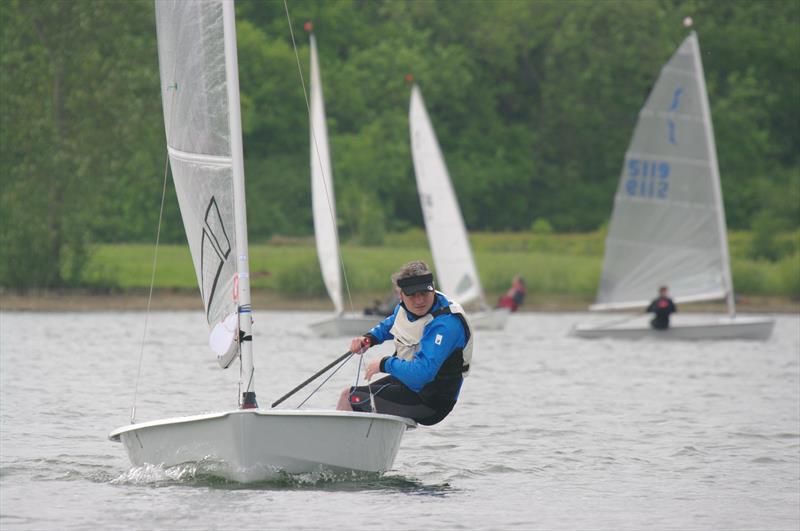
401 290 435 316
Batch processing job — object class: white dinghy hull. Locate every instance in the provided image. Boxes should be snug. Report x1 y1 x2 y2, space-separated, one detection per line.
469 308 510 331
110 409 414 483
570 315 775 341
309 314 382 337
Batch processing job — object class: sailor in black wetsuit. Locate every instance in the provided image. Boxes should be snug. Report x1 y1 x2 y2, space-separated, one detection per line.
647 286 677 330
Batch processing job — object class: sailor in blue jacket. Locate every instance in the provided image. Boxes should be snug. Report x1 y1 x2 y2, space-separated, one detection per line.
336 260 473 425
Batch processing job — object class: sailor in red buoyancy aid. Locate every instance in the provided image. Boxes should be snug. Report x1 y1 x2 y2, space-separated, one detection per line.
497 275 526 312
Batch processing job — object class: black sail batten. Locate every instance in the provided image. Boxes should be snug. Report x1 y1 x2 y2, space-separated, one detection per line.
200 196 232 320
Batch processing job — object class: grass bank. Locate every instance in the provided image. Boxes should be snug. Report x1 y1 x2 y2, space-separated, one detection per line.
64 229 798 311
80 232 604 297
0 229 800 312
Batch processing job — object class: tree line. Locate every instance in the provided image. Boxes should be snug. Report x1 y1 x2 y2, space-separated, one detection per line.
1 0 798 289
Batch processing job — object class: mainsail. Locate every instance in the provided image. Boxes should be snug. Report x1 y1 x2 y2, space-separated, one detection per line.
155 0 252 367
309 33 343 314
592 32 732 312
409 85 484 307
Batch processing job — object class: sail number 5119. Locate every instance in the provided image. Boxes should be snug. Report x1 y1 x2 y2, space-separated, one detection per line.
625 159 670 199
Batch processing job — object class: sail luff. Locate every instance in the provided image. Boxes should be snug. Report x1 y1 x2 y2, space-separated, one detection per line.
409 85 484 307
221 0 255 399
309 33 343 314
155 0 242 362
153 1 253 383
689 32 735 316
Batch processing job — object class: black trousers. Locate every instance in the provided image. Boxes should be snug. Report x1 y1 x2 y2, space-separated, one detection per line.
348 375 454 425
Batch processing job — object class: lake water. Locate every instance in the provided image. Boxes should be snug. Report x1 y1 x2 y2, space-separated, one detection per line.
1 310 798 530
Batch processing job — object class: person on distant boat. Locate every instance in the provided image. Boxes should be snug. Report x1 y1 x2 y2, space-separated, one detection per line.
337 260 472 425
647 286 677 330
497 275 526 312
363 288 400 317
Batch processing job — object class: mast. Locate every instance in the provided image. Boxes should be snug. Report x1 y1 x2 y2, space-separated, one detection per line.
222 0 256 407
691 31 735 316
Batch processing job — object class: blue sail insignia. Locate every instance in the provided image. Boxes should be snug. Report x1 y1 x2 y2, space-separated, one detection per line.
667 86 683 145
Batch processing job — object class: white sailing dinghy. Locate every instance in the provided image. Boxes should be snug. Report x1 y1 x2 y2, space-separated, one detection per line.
110 0 413 483
571 31 774 341
307 31 381 337
409 84 509 330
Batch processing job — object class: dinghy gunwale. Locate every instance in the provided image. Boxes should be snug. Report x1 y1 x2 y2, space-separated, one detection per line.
109 409 417 442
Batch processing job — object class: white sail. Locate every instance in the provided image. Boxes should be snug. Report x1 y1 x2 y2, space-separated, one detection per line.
155 0 252 368
573 31 773 340
309 34 343 314
409 85 484 307
593 32 733 312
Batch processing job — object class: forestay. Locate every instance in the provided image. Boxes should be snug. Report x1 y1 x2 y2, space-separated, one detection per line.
409 85 484 307
155 1 249 366
593 32 732 312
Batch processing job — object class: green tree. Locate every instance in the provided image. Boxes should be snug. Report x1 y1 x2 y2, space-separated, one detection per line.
1 0 162 289
2 0 798 292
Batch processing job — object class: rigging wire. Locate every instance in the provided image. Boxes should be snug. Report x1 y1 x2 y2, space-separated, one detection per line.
282 0 357 315
130 49 181 423
130 154 171 424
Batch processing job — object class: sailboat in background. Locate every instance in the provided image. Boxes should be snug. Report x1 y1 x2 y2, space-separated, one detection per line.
571 30 774 341
306 28 382 337
110 0 413 483
409 84 509 330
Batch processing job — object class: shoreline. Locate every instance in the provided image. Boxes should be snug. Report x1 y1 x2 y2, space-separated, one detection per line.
1 289 797 314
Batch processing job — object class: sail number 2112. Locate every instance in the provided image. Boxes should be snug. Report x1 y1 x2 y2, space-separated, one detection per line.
625 159 670 199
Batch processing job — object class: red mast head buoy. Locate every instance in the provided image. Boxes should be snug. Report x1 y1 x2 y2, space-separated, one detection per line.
404 73 414 84
304 21 313 32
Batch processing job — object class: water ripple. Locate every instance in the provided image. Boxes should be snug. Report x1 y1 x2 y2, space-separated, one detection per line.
2 311 798 530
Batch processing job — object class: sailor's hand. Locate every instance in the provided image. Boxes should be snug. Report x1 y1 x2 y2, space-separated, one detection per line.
365 358 382 380
350 336 371 354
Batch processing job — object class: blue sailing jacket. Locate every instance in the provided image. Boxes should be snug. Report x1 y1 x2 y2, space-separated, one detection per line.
366 292 468 394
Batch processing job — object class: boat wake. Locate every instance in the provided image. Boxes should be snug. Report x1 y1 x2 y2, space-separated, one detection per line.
111 462 223 486
111 462 451 494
